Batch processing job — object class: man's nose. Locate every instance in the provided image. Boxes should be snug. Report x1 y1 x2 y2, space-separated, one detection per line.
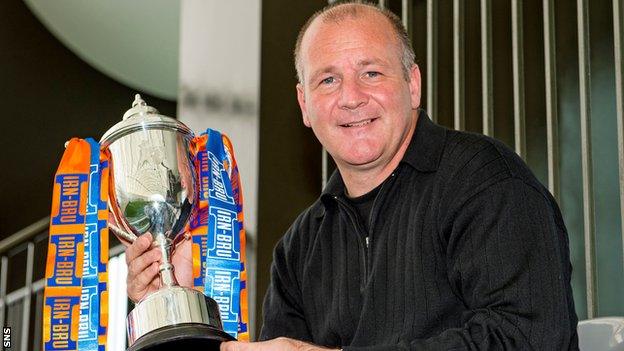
338 78 368 110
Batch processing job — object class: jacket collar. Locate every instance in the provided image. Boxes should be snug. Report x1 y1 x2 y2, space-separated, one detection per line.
319 109 446 206
401 109 447 172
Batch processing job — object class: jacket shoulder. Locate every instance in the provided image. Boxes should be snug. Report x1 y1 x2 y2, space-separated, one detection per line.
437 130 550 209
439 130 512 188
279 199 324 254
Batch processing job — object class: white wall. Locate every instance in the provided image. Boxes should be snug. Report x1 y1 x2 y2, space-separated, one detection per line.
178 0 261 337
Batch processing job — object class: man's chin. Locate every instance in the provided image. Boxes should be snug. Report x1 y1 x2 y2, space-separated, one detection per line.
341 155 383 170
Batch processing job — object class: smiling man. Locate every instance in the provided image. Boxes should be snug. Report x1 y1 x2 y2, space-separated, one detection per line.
126 2 578 350
221 2 578 350
294 4 420 199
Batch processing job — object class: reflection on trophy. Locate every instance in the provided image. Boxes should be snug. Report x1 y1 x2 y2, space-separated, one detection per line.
101 95 235 350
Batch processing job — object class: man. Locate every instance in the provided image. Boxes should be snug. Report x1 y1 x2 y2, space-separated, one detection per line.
126 2 578 350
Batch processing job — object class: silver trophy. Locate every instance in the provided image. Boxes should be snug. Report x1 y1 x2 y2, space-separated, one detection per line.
100 95 235 350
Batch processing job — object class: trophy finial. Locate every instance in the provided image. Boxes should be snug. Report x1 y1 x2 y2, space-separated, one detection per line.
132 94 146 108
123 93 159 120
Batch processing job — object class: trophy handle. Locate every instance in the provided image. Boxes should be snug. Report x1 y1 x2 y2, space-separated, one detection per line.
109 222 138 244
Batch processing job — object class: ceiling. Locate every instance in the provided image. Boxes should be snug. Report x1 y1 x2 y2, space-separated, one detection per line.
23 0 180 101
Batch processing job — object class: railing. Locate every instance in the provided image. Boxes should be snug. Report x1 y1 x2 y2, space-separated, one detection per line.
0 217 128 351
420 0 623 321
322 0 624 319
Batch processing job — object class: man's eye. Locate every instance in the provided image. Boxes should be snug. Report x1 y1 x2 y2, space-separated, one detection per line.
320 77 335 85
366 71 380 78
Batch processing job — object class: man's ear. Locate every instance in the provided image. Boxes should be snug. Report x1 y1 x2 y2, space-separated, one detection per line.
408 64 422 110
297 83 311 128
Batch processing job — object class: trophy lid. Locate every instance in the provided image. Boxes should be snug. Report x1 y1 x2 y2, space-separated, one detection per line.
100 94 193 147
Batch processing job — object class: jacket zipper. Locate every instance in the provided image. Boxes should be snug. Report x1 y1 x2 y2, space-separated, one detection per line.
334 196 368 291
365 172 395 273
332 170 397 290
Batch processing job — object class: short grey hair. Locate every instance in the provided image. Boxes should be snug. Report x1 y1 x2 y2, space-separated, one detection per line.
294 1 416 84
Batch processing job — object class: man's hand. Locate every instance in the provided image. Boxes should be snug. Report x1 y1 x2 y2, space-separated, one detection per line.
125 233 194 302
220 338 339 351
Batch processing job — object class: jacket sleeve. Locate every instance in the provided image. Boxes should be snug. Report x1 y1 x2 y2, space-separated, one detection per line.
258 223 314 342
344 178 578 351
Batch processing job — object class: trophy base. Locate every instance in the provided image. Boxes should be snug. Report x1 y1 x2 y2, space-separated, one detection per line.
127 323 235 351
127 286 235 348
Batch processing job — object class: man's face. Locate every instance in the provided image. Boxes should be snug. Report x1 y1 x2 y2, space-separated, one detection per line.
297 11 421 171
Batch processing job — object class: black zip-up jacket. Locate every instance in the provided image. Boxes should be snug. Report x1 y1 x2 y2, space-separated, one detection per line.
259 112 579 350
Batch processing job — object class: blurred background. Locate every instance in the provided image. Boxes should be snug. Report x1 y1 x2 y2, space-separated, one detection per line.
1 0 623 350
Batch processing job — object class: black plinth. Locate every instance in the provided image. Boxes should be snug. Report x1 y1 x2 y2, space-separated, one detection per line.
127 323 236 351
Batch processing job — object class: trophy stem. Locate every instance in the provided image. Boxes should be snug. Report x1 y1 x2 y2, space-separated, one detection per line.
154 233 178 288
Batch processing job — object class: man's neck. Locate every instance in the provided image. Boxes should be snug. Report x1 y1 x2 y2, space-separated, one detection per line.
339 112 418 198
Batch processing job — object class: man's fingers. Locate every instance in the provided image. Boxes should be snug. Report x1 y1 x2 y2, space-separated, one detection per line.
135 262 160 289
125 233 161 302
150 274 160 290
127 247 161 278
220 341 246 351
127 261 160 301
125 233 153 264
220 338 327 351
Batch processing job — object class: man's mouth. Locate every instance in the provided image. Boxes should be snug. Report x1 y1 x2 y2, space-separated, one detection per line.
340 118 378 128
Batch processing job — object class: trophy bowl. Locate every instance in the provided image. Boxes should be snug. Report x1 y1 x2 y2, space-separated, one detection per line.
101 95 235 350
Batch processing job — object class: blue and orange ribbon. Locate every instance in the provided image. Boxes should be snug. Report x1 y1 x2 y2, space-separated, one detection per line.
45 130 248 349
44 138 109 351
190 129 248 340
77 139 109 351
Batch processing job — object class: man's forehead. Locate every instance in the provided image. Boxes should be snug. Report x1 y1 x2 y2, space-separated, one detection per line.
300 13 399 77
301 10 395 57
307 7 391 40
